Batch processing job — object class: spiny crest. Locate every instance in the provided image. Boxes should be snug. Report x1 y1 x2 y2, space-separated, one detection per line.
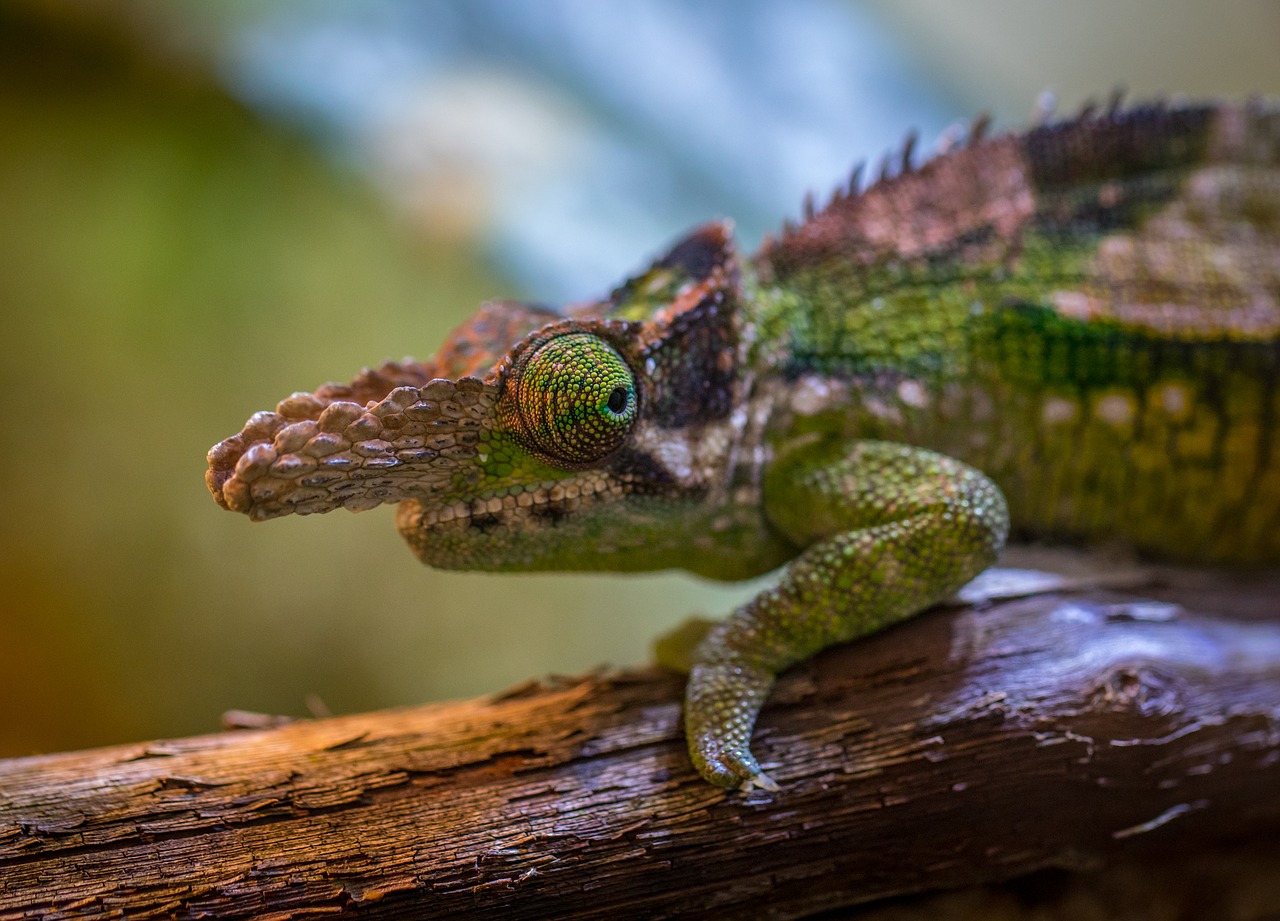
758 110 1029 280
772 91 1185 246
755 96 1251 281
1026 87 1128 126
777 110 997 242
801 110 997 230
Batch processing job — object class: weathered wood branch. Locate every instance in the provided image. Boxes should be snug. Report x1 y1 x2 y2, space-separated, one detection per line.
2 586 1279 920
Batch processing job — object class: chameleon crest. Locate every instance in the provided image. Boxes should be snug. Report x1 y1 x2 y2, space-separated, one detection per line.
210 99 1280 789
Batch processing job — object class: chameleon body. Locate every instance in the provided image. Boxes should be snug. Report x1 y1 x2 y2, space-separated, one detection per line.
208 100 1280 790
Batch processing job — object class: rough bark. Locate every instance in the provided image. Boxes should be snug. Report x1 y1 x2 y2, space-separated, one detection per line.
2 584 1279 920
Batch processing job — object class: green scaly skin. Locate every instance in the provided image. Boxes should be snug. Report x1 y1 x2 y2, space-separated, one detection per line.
206 99 1280 790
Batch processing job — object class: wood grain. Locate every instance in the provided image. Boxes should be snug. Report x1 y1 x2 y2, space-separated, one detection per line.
2 586 1279 919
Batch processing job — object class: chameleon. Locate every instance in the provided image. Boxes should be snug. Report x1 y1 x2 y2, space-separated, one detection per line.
207 98 1280 791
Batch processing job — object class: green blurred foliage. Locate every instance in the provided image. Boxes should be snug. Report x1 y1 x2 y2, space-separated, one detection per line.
0 5 474 753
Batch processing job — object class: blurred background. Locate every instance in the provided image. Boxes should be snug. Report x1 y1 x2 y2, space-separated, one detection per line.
1 0 1277 758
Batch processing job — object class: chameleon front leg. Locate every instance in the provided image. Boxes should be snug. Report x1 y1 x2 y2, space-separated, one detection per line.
685 439 1009 790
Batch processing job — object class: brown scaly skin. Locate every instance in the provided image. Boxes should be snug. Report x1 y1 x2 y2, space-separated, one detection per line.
207 98 1280 789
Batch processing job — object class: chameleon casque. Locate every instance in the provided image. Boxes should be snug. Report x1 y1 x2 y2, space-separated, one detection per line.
208 99 1280 791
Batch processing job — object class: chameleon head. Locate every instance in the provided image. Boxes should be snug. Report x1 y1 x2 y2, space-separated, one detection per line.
207 222 761 575
393 316 670 573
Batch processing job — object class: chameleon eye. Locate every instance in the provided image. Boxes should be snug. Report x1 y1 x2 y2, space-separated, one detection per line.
505 332 638 467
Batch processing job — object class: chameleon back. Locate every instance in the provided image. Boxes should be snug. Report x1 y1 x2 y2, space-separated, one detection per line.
752 101 1280 565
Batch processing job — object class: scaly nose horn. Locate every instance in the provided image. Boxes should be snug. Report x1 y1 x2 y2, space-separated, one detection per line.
207 376 500 521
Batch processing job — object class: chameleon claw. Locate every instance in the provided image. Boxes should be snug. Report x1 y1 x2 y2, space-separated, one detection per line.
732 752 778 793
744 772 781 793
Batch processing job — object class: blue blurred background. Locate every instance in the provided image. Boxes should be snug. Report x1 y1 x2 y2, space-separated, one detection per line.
1 0 1277 756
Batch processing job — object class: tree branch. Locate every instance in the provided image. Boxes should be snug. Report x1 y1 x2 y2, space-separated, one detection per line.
2 584 1279 920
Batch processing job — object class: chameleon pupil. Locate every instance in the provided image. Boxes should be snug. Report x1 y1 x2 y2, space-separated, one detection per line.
607 386 629 415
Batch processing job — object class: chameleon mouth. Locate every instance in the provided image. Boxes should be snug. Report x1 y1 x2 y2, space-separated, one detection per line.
206 366 500 522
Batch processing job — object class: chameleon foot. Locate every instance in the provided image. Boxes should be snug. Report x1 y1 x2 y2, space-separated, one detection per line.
698 749 780 792
663 621 779 790
684 659 779 790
